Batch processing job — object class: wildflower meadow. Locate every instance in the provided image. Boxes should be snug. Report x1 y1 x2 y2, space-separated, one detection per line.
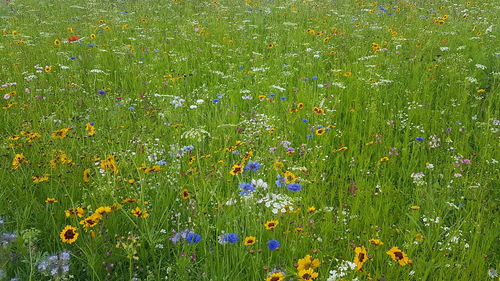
0 0 498 280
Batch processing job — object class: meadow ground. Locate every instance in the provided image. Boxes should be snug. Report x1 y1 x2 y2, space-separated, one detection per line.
0 0 499 280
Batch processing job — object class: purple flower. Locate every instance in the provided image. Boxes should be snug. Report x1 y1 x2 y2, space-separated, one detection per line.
97 90 106 95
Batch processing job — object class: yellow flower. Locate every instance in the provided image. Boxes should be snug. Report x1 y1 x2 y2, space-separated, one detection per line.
313 107 324 114
60 225 79 244
33 174 49 183
45 198 58 203
369 238 384 245
44 66 52 73
297 268 318 280
273 161 284 170
100 155 119 174
65 207 85 218
264 220 279 230
122 198 139 203
266 272 285 281
85 123 95 136
307 206 317 213
54 39 61 46
83 168 91 182
244 236 256 246
51 127 73 139
131 207 149 218
415 233 425 242
353 246 368 270
315 128 325 135
386 246 413 266
284 171 297 184
332 146 348 153
181 189 190 200
410 205 420 210
95 206 112 215
90 33 97 39
380 156 389 162
229 164 243 175
297 254 321 271
80 214 101 228
12 154 27 169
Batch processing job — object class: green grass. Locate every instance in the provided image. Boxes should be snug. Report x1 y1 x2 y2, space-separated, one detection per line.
0 0 499 280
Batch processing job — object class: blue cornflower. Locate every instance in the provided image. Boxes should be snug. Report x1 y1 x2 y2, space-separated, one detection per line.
303 78 309 81
87 44 95 48
239 182 255 196
415 137 425 141
224 233 239 244
267 240 280 251
281 96 287 101
69 56 76 60
312 76 318 80
302 119 309 123
157 160 167 165
306 134 313 139
129 107 135 110
212 98 220 103
182 145 195 151
287 183 303 192
244 161 261 172
186 233 202 244
90 122 95 126
216 93 224 99
97 89 106 95
275 175 286 187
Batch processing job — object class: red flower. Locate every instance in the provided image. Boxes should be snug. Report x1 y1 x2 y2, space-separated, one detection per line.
68 35 80 42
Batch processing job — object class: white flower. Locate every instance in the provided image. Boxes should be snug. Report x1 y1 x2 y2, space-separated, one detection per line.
251 179 268 189
488 269 498 278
